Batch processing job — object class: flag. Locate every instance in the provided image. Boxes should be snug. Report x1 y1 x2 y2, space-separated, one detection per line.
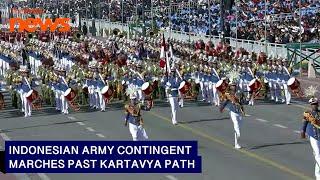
159 34 166 68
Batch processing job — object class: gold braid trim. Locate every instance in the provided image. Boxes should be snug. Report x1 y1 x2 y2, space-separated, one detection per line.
224 93 245 116
125 103 141 117
304 112 320 129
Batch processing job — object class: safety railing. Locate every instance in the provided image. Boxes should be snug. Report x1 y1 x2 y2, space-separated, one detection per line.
61 18 320 61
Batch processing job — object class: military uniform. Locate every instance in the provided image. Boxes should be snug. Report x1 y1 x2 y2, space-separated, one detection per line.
125 97 149 141
280 61 291 105
0 51 10 76
220 89 244 149
51 68 62 111
19 66 34 117
87 64 98 109
96 71 107 112
271 62 281 102
58 68 69 114
135 75 145 104
159 75 167 100
199 70 207 101
166 72 181 125
76 67 88 106
301 98 320 179
245 61 255 106
209 67 220 106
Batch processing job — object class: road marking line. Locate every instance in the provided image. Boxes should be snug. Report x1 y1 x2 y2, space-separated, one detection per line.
165 175 178 180
0 132 10 141
76 122 85 126
294 130 301 134
273 124 288 129
148 111 312 180
0 130 50 180
292 104 309 109
14 173 32 180
37 173 51 180
96 133 105 138
67 116 76 120
245 114 251 117
86 127 96 132
255 118 268 122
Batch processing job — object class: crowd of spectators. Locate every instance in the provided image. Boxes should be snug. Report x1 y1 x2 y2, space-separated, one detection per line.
5 0 320 44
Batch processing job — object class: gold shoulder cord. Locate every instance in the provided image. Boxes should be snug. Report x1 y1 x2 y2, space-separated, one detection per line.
124 103 141 117
304 112 320 129
225 93 245 116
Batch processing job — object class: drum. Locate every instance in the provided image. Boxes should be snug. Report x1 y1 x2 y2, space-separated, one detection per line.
26 89 39 103
216 79 228 93
64 88 76 102
287 77 300 91
101 86 113 99
179 81 191 94
249 78 262 92
142 82 153 96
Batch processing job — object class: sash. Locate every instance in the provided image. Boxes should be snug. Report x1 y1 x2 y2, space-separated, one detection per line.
212 68 220 80
24 77 31 90
99 74 106 85
61 77 68 86
247 67 254 78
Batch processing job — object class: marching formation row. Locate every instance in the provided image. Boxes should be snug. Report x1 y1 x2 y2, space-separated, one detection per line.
0 31 319 179
0 31 304 144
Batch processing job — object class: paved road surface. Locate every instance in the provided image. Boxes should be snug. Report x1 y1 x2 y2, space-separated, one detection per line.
0 100 315 180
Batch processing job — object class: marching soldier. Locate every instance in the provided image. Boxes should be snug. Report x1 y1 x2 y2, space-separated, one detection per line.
220 83 245 149
15 67 24 113
166 68 182 125
238 59 247 95
280 59 291 105
301 98 320 180
38 64 53 106
96 63 107 112
51 66 62 111
46 66 56 107
246 59 255 106
135 65 145 104
272 59 281 102
124 85 148 141
77 62 88 106
178 66 188 108
203 65 211 103
88 62 98 109
58 67 69 114
19 65 33 117
211 60 220 106
199 65 207 102
159 73 167 100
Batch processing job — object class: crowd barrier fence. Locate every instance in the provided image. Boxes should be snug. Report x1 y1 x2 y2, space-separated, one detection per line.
82 18 317 60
